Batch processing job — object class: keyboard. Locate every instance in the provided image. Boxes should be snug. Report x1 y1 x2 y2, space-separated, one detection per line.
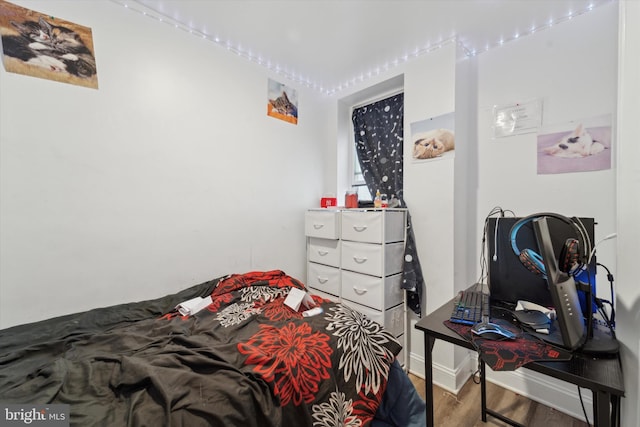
450 290 489 325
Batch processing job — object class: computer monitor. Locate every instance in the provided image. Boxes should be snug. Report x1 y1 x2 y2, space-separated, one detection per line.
487 216 596 313
533 217 586 350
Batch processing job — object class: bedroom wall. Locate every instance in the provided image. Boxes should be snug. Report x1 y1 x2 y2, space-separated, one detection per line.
0 0 330 329
474 2 619 419
330 1 626 421
615 1 640 424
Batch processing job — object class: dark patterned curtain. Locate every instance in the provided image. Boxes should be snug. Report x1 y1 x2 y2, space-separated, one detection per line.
352 93 424 316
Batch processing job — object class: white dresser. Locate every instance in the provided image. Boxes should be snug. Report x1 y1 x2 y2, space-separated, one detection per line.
305 208 407 361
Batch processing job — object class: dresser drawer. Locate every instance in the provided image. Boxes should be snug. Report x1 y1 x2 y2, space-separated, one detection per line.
306 262 340 296
305 210 340 239
342 301 405 338
341 241 404 276
341 270 403 311
308 237 340 267
341 210 405 243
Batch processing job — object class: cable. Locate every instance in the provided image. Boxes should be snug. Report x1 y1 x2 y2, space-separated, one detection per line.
577 386 592 427
476 206 514 286
493 216 500 261
596 305 616 338
472 358 481 384
588 233 617 265
597 262 616 327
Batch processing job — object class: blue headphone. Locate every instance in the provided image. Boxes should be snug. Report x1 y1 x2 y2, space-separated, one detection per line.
509 213 590 278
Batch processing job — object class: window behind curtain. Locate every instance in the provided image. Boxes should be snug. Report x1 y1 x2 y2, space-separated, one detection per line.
352 153 371 201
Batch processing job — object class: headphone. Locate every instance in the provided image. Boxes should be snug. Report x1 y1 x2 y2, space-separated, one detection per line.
509 213 592 278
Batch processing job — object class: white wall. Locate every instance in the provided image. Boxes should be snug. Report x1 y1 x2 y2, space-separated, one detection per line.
615 1 640 424
331 1 634 422
474 2 619 419
404 44 470 392
0 0 330 328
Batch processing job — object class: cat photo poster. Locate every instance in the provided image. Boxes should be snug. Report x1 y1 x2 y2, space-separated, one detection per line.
267 78 298 125
0 0 98 89
410 112 455 162
537 114 612 175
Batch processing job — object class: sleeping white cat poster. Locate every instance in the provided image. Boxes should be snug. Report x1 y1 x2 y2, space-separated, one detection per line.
0 0 98 89
537 114 612 174
410 112 455 162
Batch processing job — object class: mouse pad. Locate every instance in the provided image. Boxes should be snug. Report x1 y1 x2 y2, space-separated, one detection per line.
444 319 572 371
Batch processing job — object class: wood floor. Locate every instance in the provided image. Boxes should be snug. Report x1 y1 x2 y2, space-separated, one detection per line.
408 373 589 427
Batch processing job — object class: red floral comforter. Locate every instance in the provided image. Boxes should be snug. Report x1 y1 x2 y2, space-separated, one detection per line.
0 270 401 426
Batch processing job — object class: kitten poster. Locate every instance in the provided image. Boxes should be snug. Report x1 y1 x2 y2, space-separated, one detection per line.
267 78 298 125
0 0 98 89
537 114 612 174
410 112 455 162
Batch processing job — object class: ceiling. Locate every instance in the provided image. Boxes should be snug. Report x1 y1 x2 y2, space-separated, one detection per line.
123 0 612 94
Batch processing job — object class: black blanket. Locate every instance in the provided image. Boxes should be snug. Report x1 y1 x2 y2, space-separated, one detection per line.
0 271 402 426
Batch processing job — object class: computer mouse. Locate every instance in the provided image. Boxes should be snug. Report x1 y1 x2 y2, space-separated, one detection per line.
471 322 517 340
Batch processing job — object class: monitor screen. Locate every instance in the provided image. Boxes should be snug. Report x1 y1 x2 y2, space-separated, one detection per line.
487 216 595 311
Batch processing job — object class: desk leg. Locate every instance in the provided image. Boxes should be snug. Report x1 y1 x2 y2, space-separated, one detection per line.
611 395 620 427
480 359 487 422
424 334 435 427
593 390 612 427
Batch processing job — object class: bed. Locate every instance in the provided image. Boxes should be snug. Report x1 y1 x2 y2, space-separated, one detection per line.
0 270 425 426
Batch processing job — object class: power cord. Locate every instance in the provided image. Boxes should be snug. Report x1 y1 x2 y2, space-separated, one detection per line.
477 206 515 286
596 262 616 329
577 386 592 427
472 358 482 384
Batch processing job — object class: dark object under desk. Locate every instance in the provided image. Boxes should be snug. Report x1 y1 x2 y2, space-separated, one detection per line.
415 292 625 427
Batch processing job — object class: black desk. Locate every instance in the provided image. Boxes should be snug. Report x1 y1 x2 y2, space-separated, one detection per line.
415 294 625 427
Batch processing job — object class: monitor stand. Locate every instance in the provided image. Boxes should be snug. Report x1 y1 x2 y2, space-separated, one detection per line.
581 322 619 355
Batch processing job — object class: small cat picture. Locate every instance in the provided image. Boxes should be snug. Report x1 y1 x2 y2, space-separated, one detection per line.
543 124 605 158
412 128 455 159
267 78 298 124
269 90 298 118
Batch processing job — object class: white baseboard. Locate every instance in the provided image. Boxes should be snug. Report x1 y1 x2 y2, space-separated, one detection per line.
409 350 475 395
409 351 593 422
484 365 593 422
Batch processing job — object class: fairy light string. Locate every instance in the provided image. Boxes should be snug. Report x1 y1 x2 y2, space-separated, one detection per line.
111 0 612 96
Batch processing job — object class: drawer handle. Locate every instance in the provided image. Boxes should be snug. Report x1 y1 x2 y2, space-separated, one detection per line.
353 286 368 295
353 225 368 232
317 250 329 256
313 223 325 229
317 276 329 284
353 256 368 264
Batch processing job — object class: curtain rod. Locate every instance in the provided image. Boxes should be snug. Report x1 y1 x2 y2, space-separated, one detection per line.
351 88 404 110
